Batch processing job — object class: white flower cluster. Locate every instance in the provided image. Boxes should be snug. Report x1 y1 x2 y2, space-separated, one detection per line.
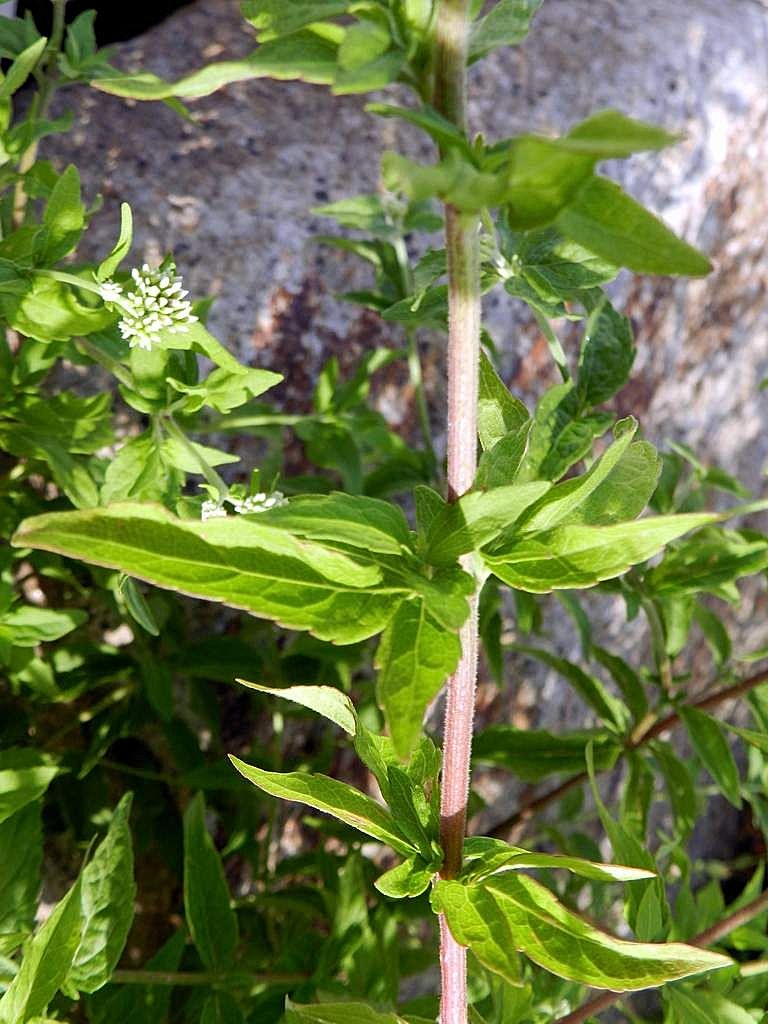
201 491 288 521
99 263 198 351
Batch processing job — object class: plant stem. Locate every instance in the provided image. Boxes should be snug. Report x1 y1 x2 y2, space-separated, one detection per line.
163 415 229 498
489 663 768 841
554 888 768 1024
109 968 306 988
13 0 67 227
433 3 480 1023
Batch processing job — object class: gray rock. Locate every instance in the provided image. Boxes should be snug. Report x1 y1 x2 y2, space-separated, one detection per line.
46 0 768 853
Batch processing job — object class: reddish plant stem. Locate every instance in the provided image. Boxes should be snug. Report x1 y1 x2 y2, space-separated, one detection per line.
490 665 768 842
554 888 768 1024
433 3 480 1023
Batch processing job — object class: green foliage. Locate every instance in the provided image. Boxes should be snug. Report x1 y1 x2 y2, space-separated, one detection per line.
0 3 765 1023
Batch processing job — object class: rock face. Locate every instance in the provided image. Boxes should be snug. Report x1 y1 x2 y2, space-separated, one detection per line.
47 1 768 837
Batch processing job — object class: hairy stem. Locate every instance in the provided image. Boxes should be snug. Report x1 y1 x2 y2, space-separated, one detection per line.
490 663 768 841
433 3 480 1023
554 888 768 1024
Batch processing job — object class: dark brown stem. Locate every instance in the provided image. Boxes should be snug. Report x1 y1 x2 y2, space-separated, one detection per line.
554 889 768 1024
490 665 768 841
433 3 479 1023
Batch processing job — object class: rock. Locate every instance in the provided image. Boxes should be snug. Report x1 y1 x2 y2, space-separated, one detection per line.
44 0 768 850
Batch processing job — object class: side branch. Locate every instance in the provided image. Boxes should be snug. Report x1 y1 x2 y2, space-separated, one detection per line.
490 664 768 841
554 889 768 1024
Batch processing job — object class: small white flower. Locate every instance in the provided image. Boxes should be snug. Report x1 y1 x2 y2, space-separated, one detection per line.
98 280 124 303
102 261 198 351
201 499 227 521
231 491 288 515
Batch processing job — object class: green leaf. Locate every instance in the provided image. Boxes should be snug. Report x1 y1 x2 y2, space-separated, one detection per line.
512 645 627 730
384 765 438 860
0 803 42 944
666 986 756 1024
236 679 357 735
229 757 415 855
200 992 245 1024
243 1 350 41
424 482 551 566
65 793 135 994
475 422 532 489
563 109 679 157
91 31 341 98
376 599 461 758
86 927 185 1024
117 575 160 637
434 873 730 991
183 793 239 969
678 706 741 808
720 720 768 755
40 165 85 263
517 418 658 532
2 274 113 342
509 227 617 297
484 513 716 592
256 492 413 555
469 0 542 61
462 837 655 884
375 855 434 899
0 749 61 825
472 727 620 781
515 381 612 483
12 503 405 645
577 296 636 407
0 36 46 100
0 606 86 647
647 528 768 596
558 176 712 276
478 351 529 452
166 365 282 413
286 1001 410 1024
592 646 648 722
367 103 472 157
96 203 133 282
0 876 83 1024
651 741 697 839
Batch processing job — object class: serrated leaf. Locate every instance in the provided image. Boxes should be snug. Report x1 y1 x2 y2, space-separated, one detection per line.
679 706 741 808
236 679 357 735
230 757 415 855
434 873 731 990
472 727 620 781
183 793 238 969
376 599 460 758
485 513 716 592
65 793 135 994
558 176 711 276
12 503 406 645
0 876 83 1024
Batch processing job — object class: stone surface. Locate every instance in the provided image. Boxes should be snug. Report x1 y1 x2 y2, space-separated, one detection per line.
46 0 768 848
